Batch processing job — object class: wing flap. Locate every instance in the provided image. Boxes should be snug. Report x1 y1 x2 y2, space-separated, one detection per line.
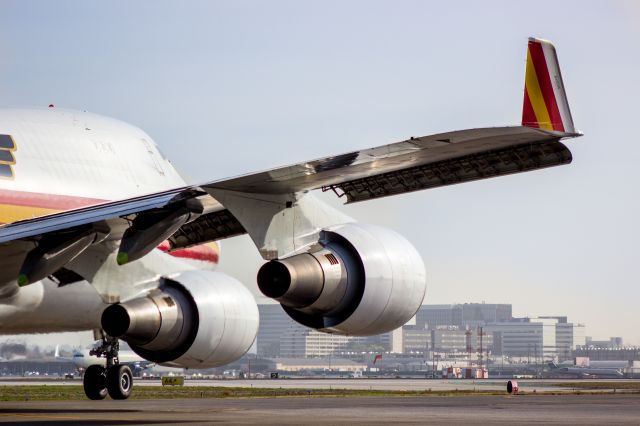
325 139 572 203
167 208 246 251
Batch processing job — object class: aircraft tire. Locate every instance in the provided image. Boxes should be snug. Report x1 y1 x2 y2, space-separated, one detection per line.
83 365 107 400
107 364 133 400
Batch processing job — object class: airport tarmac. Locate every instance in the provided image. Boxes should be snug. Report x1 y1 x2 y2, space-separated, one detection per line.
0 394 639 424
1 377 639 393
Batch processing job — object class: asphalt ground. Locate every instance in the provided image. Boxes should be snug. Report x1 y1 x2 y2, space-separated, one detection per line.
2 377 639 393
0 394 639 425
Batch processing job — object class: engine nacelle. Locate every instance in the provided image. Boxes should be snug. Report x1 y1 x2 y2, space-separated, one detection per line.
101 270 258 368
257 223 426 335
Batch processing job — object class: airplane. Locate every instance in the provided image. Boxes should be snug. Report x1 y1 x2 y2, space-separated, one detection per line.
547 362 624 378
0 37 580 400
55 344 153 375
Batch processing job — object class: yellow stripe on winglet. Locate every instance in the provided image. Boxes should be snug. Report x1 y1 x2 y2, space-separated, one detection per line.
525 49 552 130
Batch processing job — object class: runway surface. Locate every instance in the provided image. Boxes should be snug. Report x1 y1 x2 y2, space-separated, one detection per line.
0 394 639 425
2 377 639 393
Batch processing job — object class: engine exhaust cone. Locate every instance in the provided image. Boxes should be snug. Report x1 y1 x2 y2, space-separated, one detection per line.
101 304 131 338
257 261 291 298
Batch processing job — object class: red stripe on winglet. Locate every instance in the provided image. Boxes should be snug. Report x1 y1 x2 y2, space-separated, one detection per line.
522 87 538 128
528 41 564 131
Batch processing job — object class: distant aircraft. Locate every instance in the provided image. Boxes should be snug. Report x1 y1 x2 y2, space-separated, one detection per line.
55 344 154 375
547 362 624 378
0 37 580 400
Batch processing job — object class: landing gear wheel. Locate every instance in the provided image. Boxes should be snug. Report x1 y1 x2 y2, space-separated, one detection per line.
107 364 133 400
83 365 107 400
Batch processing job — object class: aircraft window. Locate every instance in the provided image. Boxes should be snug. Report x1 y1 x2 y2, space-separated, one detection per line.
0 150 14 164
0 135 15 150
0 164 12 178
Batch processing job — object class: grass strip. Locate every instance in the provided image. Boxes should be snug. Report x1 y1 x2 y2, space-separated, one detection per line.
0 386 504 401
2 384 639 401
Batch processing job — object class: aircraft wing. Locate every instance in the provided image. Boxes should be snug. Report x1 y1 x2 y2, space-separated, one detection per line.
0 125 577 243
0 37 582 287
203 125 576 202
0 124 578 270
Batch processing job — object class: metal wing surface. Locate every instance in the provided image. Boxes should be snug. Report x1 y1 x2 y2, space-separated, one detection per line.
204 126 578 202
0 125 579 247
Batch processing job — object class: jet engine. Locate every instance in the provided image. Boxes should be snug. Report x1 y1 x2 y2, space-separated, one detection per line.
257 223 426 335
101 270 258 368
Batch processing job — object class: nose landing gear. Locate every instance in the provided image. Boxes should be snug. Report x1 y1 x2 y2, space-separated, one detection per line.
83 336 133 400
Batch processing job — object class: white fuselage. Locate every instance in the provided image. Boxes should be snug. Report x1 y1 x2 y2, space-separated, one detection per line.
0 107 193 334
0 107 185 211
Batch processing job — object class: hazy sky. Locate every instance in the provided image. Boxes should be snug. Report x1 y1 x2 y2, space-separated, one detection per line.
0 0 639 347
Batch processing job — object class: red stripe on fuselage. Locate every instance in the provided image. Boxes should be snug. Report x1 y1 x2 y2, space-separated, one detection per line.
528 41 564 131
0 189 106 210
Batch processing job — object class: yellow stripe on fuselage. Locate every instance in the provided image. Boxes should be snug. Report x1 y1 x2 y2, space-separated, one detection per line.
0 204 60 224
525 49 552 130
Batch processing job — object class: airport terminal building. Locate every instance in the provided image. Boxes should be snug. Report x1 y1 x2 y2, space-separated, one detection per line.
257 304 586 362
415 303 512 329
